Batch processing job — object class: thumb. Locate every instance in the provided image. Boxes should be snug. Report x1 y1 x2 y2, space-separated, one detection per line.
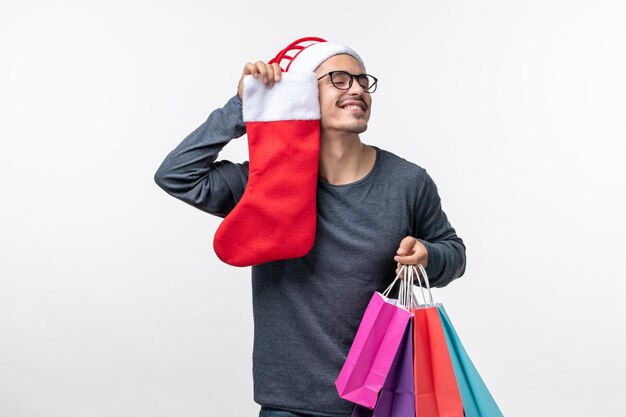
396 236 417 256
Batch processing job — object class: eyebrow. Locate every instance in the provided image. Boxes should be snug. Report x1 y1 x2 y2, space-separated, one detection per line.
334 69 364 73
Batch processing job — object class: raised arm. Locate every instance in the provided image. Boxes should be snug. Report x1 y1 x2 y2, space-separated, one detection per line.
153 94 249 217
154 60 283 217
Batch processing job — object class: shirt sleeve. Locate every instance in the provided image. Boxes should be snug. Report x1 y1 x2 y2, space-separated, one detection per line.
413 170 467 287
153 94 249 218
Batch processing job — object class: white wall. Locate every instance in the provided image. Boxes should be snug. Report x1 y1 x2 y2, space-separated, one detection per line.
1 1 624 416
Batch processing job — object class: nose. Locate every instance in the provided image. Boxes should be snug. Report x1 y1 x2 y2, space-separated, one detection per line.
347 75 367 94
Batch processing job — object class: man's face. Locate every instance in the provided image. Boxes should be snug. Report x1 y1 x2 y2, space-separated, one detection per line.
314 54 372 135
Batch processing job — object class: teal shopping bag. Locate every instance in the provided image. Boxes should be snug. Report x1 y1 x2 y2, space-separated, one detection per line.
437 305 504 417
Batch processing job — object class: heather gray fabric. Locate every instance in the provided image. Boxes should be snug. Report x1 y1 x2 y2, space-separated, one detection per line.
154 94 466 416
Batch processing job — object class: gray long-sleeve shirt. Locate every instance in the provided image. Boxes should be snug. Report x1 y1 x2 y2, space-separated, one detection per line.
154 94 466 416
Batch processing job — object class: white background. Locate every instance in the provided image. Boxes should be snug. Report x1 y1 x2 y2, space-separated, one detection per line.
1 1 625 416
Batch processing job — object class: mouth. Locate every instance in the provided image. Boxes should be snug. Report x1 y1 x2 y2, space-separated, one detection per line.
338 100 367 113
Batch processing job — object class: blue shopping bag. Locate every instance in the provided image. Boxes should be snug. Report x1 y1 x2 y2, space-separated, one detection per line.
437 305 504 417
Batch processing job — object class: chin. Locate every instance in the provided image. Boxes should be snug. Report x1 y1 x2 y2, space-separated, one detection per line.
348 123 368 134
321 120 369 133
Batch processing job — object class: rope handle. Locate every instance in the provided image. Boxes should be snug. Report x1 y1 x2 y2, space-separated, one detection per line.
411 264 435 306
382 264 420 309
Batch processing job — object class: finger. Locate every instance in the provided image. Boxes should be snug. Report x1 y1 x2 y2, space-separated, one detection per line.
265 64 275 87
395 252 418 264
255 61 269 84
243 62 259 78
271 62 282 81
396 245 427 266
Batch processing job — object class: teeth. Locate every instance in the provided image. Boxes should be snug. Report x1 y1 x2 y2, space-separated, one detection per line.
344 105 363 110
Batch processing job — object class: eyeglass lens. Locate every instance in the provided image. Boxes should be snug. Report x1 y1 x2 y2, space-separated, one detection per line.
330 71 376 92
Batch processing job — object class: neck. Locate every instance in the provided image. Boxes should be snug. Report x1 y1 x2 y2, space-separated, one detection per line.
318 130 375 185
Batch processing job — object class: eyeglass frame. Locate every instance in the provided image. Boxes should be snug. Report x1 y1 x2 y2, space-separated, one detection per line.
316 70 378 93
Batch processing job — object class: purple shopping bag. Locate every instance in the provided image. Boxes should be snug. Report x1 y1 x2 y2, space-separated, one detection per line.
351 318 416 417
376 318 415 417
336 266 414 409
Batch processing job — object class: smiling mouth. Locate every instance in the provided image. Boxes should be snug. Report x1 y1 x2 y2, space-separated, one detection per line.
339 103 367 114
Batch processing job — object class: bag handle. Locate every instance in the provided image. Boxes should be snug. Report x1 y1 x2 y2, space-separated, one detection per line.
382 264 420 309
405 264 420 309
382 264 405 297
411 264 435 306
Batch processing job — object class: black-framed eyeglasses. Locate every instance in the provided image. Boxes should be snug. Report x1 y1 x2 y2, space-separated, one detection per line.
317 71 378 94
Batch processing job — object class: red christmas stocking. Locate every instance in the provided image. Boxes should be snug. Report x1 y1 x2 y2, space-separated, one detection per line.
212 72 321 267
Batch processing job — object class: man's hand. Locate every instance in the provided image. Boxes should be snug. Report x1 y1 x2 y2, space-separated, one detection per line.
237 61 283 98
394 236 429 278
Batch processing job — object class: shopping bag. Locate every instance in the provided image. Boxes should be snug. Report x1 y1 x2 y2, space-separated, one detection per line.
411 265 464 417
438 305 504 417
375 318 416 417
350 268 417 417
336 265 414 409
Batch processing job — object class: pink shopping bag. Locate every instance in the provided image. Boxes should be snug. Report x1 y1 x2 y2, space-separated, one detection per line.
335 266 414 409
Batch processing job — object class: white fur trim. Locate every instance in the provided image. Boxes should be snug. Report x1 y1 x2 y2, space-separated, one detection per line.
288 42 366 73
242 72 320 122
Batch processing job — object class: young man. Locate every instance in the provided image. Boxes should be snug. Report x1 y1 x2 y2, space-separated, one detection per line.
154 40 466 417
